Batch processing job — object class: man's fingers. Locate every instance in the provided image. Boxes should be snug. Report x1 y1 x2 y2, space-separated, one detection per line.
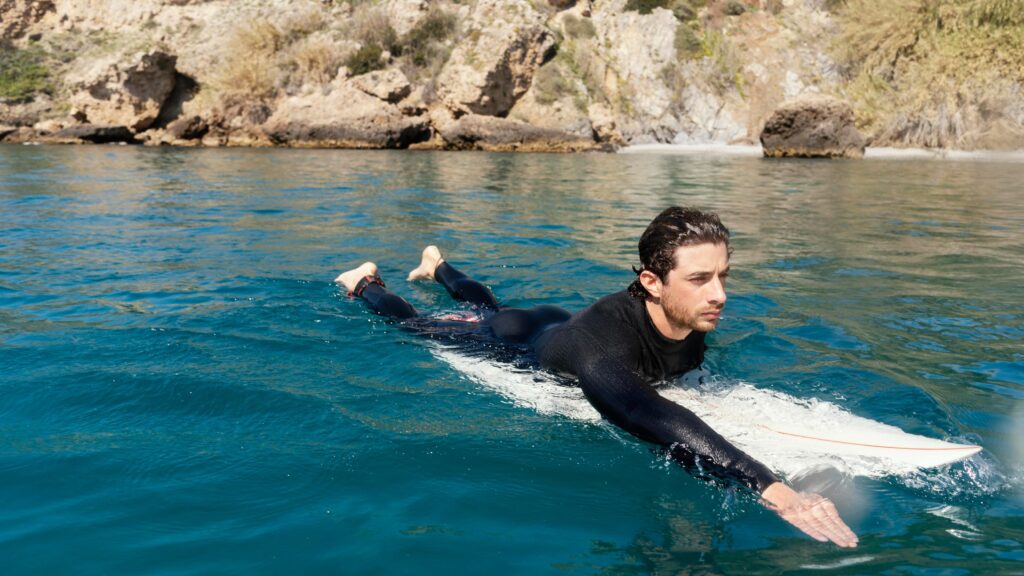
780 499 858 547
822 501 859 545
781 509 829 543
809 501 858 547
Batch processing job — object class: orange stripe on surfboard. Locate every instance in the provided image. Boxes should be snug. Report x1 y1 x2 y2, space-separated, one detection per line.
759 425 981 452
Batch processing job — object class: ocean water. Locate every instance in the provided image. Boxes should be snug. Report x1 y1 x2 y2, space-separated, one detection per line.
1 145 1022 575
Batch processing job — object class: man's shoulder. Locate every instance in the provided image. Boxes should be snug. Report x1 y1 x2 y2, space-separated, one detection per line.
573 289 643 325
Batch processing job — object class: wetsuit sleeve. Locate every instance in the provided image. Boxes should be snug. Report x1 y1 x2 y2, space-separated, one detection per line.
563 329 779 493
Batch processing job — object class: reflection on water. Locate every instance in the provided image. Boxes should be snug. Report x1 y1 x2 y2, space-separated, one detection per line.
1 145 1022 574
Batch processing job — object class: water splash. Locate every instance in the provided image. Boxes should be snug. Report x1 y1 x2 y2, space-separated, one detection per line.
431 345 1007 497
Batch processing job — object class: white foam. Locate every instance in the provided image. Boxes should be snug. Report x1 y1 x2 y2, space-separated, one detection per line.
431 345 987 483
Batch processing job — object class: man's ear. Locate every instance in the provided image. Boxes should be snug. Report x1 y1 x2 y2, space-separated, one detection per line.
639 270 662 300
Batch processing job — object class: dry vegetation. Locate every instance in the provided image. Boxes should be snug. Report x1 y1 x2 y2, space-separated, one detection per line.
833 0 1024 148
207 2 459 112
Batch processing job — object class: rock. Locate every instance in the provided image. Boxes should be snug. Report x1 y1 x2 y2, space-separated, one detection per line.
588 103 624 146
32 118 64 134
68 51 178 132
760 96 865 158
435 113 601 152
0 94 53 127
263 83 431 148
436 0 556 117
590 2 678 122
0 124 17 141
507 77 595 140
1 0 55 41
53 124 135 143
384 0 429 36
0 126 38 143
397 86 429 116
350 68 412 103
165 115 208 140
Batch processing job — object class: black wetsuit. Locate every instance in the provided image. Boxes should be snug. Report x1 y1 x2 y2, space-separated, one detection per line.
353 262 779 493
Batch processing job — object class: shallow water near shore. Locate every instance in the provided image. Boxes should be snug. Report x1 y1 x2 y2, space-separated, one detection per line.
1 146 1023 574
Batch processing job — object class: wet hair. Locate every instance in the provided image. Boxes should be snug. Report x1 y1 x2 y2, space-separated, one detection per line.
627 207 731 299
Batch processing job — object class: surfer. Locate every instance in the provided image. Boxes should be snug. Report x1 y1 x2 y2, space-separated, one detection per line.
336 207 858 548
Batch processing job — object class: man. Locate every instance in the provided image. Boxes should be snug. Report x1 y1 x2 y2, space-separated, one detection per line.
336 207 858 547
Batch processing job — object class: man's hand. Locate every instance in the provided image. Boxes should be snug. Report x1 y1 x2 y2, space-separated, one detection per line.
761 482 858 547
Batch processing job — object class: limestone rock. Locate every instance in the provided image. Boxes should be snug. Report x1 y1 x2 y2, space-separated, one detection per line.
53 124 135 143
760 96 865 158
588 103 624 146
508 84 594 140
68 51 178 132
351 69 412 103
0 0 55 41
165 115 209 140
32 118 64 134
263 83 430 148
0 94 53 127
591 1 678 122
436 113 601 152
0 124 17 141
436 0 555 117
0 126 37 143
384 0 429 36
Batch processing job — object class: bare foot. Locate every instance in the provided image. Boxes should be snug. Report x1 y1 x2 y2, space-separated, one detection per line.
407 245 444 281
335 262 378 293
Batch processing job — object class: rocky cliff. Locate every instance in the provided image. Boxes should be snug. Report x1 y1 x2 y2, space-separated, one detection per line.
2 0 1022 150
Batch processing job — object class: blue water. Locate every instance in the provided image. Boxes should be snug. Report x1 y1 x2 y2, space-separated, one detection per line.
1 146 1022 574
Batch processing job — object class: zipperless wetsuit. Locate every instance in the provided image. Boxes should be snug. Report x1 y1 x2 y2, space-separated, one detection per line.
351 261 779 493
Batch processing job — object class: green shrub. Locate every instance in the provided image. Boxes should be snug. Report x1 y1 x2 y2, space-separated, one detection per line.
625 0 671 14
0 44 52 101
403 9 457 68
625 0 705 19
346 43 385 76
674 21 703 60
724 0 746 16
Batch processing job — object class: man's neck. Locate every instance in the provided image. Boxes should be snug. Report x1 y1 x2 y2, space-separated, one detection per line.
645 299 692 341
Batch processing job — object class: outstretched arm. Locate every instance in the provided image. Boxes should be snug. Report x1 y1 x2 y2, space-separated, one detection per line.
573 349 778 492
565 334 857 547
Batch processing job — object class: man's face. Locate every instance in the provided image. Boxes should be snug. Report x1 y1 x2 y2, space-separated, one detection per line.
659 242 729 333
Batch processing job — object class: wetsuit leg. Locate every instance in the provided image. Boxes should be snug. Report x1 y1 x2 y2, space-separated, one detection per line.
486 305 572 345
355 278 418 320
434 261 500 310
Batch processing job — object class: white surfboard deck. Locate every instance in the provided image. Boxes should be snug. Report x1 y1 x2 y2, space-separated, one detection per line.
431 346 982 478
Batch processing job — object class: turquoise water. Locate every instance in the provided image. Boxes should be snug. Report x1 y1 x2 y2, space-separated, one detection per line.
1 146 1022 574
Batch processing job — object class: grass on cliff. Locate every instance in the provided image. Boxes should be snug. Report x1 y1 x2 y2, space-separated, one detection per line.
209 4 459 113
834 0 1024 148
0 43 52 102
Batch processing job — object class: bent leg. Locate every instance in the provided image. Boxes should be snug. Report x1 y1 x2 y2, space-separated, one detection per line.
336 262 418 320
358 279 418 320
434 261 500 310
408 246 500 310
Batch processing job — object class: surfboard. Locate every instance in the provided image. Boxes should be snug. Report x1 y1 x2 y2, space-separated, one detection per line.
659 384 982 475
430 346 983 478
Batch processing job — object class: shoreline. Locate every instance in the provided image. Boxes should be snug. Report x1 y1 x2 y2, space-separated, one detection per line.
619 143 1024 162
5 139 1024 162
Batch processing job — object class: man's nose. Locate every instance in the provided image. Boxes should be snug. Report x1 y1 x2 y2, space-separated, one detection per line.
709 276 727 305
